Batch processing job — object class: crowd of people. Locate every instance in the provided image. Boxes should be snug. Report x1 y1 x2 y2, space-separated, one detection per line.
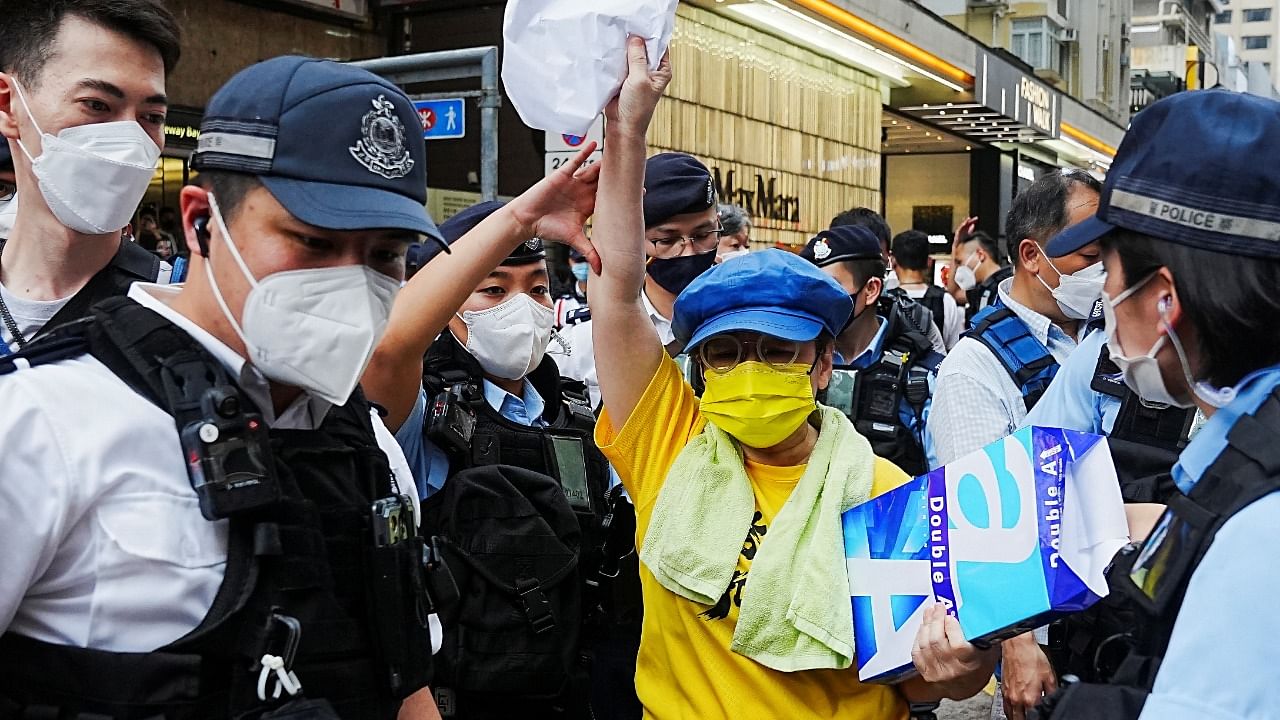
1 2 1278 720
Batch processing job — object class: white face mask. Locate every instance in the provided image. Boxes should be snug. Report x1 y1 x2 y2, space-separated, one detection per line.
883 269 900 291
1036 248 1105 320
954 252 980 292
457 293 554 381
12 81 161 236
717 248 750 264
0 192 16 239
1103 272 1237 410
205 194 401 406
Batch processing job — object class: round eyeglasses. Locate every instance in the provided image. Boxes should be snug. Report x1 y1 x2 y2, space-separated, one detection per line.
698 333 803 371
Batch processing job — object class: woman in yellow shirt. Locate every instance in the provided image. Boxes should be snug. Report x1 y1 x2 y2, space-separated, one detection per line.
587 38 997 719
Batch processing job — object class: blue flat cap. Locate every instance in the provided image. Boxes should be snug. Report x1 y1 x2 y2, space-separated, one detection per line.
673 249 853 351
0 143 10 171
1046 89 1280 260
412 200 544 268
800 225 883 267
644 153 716 228
192 56 444 249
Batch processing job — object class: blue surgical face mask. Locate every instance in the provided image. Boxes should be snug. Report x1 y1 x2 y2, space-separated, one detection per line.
571 262 590 283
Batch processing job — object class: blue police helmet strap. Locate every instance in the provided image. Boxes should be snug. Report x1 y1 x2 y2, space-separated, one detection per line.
647 251 717 295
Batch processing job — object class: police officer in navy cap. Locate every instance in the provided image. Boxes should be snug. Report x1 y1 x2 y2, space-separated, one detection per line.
0 55 446 718
553 151 721 406
1034 90 1280 720
360 156 636 719
799 225 945 477
555 246 591 327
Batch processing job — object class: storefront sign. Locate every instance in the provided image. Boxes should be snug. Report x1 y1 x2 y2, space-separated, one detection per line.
975 49 1060 139
163 108 204 150
712 167 801 224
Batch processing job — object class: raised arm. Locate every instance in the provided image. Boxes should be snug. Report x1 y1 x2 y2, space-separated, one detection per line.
363 144 602 431
591 37 673 424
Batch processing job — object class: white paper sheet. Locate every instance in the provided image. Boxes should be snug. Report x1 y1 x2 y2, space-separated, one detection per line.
502 0 680 136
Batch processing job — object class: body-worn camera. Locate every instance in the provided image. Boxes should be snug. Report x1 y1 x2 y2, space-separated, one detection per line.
426 382 476 455
179 386 280 521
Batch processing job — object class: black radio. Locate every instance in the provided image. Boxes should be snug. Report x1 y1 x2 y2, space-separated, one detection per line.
426 382 476 455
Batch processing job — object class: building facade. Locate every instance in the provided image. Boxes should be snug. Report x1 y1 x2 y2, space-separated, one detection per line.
1211 0 1280 93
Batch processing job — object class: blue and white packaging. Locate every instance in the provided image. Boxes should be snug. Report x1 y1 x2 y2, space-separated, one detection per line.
843 427 1130 682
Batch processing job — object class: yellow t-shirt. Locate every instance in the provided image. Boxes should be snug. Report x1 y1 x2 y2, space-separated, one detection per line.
596 353 914 720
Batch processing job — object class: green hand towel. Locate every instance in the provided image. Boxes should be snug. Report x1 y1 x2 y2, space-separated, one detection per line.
639 406 876 672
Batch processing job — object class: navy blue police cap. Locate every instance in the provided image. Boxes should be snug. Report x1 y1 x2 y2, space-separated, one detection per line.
192 56 444 250
643 153 717 229
673 248 853 351
0 143 10 172
412 200 545 268
1047 89 1280 260
799 225 884 267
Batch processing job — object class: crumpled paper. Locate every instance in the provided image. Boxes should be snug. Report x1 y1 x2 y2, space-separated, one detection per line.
502 0 679 136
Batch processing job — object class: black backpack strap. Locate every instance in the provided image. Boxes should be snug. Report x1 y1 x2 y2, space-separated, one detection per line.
921 285 948 336
36 240 163 340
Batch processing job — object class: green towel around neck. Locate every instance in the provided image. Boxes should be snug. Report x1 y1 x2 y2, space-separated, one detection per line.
638 405 876 672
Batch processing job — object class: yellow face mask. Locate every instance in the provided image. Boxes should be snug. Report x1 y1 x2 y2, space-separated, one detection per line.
699 361 817 449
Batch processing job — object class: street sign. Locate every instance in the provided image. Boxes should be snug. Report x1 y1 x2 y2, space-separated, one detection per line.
544 149 603 177
413 98 466 140
545 115 604 152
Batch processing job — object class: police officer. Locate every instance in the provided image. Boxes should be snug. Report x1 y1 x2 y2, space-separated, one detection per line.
554 247 591 327
947 221 1014 323
0 144 14 239
799 224 944 477
360 161 637 718
0 0 177 354
1037 89 1280 720
552 152 722 407
0 56 445 718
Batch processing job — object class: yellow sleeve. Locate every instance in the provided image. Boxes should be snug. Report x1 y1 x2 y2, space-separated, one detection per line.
869 456 916 499
595 353 707 513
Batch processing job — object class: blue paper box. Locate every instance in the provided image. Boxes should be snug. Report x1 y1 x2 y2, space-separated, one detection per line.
843 427 1130 682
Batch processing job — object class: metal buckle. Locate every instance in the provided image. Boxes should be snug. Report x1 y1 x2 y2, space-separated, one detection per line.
515 579 557 635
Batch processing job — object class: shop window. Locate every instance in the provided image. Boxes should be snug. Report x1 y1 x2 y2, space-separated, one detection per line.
1244 35 1271 49
1244 8 1271 21
1215 10 1233 22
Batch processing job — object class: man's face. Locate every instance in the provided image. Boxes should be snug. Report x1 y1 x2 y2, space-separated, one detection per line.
448 260 552 346
0 15 167 179
185 185 413 332
821 261 880 326
957 240 985 269
645 207 720 260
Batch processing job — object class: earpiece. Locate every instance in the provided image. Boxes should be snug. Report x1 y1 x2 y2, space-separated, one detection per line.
193 216 211 258
1158 296 1172 313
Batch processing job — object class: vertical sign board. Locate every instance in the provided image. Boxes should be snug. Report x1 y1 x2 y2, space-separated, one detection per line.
414 99 467 140
544 115 605 177
974 49 1061 139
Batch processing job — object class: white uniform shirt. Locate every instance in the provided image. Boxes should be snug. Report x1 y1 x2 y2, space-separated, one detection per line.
548 288 675 408
0 283 417 652
925 278 1084 468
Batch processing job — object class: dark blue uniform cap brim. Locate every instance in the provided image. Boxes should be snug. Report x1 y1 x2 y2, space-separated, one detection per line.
685 307 826 353
261 174 447 251
1045 215 1115 257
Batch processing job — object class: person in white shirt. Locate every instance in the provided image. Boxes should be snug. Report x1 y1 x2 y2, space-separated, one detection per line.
891 229 966 350
550 152 721 406
0 55 446 720
0 0 176 355
924 168 1105 720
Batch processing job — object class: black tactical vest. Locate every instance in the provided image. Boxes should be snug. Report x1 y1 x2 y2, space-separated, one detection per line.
1040 388 1280 720
821 305 942 477
0 298 433 719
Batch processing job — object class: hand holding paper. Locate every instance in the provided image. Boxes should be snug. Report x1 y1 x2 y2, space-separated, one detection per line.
502 0 680 135
605 37 673 137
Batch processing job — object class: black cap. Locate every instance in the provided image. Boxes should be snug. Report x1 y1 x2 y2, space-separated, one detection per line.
568 247 586 261
643 153 716 228
800 226 883 267
413 200 546 268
